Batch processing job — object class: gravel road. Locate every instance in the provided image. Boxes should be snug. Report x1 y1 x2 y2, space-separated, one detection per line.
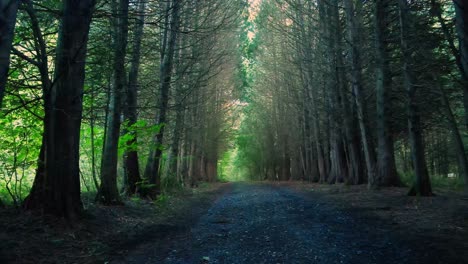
116 182 456 264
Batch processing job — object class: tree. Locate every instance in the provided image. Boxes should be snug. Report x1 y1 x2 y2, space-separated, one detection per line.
24 0 96 219
0 0 20 108
438 82 468 190
453 0 468 128
98 0 130 204
344 0 375 185
398 0 432 196
122 0 145 195
431 0 468 189
144 0 181 194
373 0 402 187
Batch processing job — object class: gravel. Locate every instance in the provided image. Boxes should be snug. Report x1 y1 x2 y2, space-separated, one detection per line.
117 182 458 264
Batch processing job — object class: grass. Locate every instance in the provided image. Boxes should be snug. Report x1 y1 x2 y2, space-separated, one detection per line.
400 171 465 191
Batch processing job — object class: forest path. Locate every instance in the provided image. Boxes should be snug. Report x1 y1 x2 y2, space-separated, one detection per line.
114 182 446 264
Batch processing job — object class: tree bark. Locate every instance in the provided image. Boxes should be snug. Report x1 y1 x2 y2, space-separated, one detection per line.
327 0 348 184
373 0 402 187
398 0 432 196
0 0 19 109
438 82 468 191
144 0 181 193
122 0 145 195
21 1 53 211
24 0 95 220
98 0 130 204
432 0 468 130
453 0 468 129
344 0 375 185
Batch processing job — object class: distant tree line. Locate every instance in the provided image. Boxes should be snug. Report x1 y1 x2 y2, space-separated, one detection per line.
237 0 468 196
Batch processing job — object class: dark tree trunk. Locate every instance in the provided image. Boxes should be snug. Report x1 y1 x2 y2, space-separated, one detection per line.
439 83 468 191
123 0 145 195
21 1 53 210
144 0 181 193
344 0 374 185
453 0 468 128
373 0 402 188
0 0 19 108
167 6 189 184
433 0 468 130
398 0 432 196
98 0 130 204
24 0 95 220
314 0 328 183
279 136 291 181
327 0 348 184
206 159 218 182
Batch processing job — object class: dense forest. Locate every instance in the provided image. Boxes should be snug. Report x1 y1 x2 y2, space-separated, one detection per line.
0 0 468 219
238 0 468 192
2 0 468 263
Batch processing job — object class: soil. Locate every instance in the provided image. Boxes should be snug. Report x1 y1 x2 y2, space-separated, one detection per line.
1 182 467 263
0 183 230 264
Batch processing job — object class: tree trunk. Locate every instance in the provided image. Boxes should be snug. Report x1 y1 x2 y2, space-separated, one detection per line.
24 0 95 220
166 6 189 184
206 159 217 182
122 0 145 195
144 0 181 193
21 1 53 210
327 0 348 184
98 0 130 204
344 0 373 185
0 0 19 108
453 0 468 128
438 82 468 191
313 0 328 183
373 0 402 187
398 0 432 196
432 0 468 130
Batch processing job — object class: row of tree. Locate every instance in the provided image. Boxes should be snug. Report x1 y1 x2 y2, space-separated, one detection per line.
0 0 244 219
237 0 468 196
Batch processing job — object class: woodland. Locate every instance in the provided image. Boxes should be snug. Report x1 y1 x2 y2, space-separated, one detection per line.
0 0 468 262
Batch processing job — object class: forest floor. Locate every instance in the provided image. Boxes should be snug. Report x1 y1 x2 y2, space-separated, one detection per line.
1 182 468 263
0 183 230 264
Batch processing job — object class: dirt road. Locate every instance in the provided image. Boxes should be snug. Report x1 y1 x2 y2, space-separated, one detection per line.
114 182 464 264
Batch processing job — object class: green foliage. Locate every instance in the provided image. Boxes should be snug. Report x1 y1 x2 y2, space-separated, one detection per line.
118 121 164 156
0 102 42 205
79 124 104 192
161 171 183 191
155 193 169 204
130 195 142 203
134 179 157 198
218 148 246 182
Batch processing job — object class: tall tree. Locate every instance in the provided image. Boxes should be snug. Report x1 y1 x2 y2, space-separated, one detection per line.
373 0 402 187
122 0 145 195
344 0 376 185
398 0 432 196
0 0 20 108
438 82 468 190
24 0 96 219
144 0 181 193
98 0 130 204
327 0 348 184
453 0 468 128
